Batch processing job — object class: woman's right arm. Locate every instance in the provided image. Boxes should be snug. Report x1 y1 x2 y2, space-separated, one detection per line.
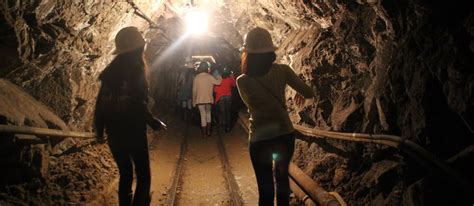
210 74 222 85
236 76 251 107
284 65 315 98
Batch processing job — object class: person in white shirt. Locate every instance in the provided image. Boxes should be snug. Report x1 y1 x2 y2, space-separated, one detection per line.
192 61 222 136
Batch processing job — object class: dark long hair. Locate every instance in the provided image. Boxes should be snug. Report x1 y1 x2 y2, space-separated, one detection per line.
240 51 276 77
100 47 148 85
99 47 149 98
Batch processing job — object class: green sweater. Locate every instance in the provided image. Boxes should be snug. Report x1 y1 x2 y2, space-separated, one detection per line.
236 64 315 142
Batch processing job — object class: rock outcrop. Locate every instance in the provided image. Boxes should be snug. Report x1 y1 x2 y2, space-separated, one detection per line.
0 79 67 129
0 0 472 205
0 0 164 130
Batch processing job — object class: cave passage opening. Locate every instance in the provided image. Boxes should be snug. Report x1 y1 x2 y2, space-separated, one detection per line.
1 0 473 205
144 18 243 113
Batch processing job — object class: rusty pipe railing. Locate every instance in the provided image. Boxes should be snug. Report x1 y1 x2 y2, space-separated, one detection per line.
289 163 342 206
238 111 472 203
293 125 471 191
0 124 95 139
289 178 317 206
237 113 344 206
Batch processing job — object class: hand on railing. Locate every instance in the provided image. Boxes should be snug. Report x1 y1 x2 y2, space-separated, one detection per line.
95 133 107 144
294 94 314 108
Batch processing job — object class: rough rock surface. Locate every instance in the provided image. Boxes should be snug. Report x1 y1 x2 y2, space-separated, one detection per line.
0 0 473 205
0 141 116 205
0 78 67 129
0 0 164 131
0 78 115 204
218 0 473 204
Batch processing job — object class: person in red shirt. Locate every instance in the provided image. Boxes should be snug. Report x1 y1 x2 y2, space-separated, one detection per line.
214 68 236 132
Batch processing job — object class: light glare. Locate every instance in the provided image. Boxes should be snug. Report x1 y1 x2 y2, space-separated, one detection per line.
185 10 208 35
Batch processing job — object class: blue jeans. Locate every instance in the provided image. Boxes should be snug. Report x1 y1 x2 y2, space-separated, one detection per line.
218 96 232 130
249 132 295 206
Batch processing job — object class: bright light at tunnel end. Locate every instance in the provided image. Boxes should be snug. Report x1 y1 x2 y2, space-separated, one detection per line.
185 10 209 35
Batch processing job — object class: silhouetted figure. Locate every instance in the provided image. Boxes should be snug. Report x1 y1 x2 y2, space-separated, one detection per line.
192 61 222 136
177 66 195 121
236 27 315 206
94 26 165 206
214 68 236 132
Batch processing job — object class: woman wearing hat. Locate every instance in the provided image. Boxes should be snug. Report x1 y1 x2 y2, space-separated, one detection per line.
236 27 315 205
193 60 222 136
214 67 236 133
94 26 165 206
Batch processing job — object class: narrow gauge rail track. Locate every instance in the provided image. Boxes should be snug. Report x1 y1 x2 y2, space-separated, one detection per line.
216 126 244 205
164 119 188 205
165 119 244 205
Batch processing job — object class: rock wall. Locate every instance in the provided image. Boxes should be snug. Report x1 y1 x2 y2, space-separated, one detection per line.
214 0 473 204
1 0 473 205
0 0 164 130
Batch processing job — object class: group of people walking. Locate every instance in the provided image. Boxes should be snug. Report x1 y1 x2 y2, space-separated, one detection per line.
194 61 237 136
94 26 314 206
177 59 237 136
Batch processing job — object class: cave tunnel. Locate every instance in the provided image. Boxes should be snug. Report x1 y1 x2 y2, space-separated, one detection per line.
0 0 473 205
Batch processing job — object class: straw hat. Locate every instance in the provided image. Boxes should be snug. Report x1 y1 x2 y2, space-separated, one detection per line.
112 26 146 55
243 27 278 53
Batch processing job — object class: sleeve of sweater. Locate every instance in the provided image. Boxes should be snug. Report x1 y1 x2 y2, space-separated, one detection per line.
211 75 222 85
236 76 251 107
283 65 315 98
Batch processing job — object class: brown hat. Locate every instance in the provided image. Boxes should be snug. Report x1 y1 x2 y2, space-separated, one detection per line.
243 27 278 53
112 26 146 55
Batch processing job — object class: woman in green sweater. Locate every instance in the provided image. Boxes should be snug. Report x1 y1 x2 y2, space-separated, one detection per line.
236 27 315 206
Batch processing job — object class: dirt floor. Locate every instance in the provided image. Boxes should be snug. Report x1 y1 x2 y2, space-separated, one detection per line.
220 125 259 205
177 126 231 205
91 117 185 205
92 117 260 205
1 115 306 205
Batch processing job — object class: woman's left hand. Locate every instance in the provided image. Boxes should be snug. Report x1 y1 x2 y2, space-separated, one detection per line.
294 94 313 107
150 117 168 131
294 94 305 107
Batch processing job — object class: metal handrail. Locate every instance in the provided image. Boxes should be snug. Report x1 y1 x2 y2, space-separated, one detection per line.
293 124 471 191
238 111 472 202
0 124 95 139
237 113 343 206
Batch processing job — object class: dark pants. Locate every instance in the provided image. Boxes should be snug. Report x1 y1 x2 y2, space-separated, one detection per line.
249 132 295 206
108 128 151 206
218 96 232 130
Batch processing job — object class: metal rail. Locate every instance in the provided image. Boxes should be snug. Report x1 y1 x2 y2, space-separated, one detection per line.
239 111 472 203
0 124 95 139
165 119 189 205
289 163 342 206
165 117 244 205
289 178 317 206
236 114 342 206
216 126 244 205
293 124 471 192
